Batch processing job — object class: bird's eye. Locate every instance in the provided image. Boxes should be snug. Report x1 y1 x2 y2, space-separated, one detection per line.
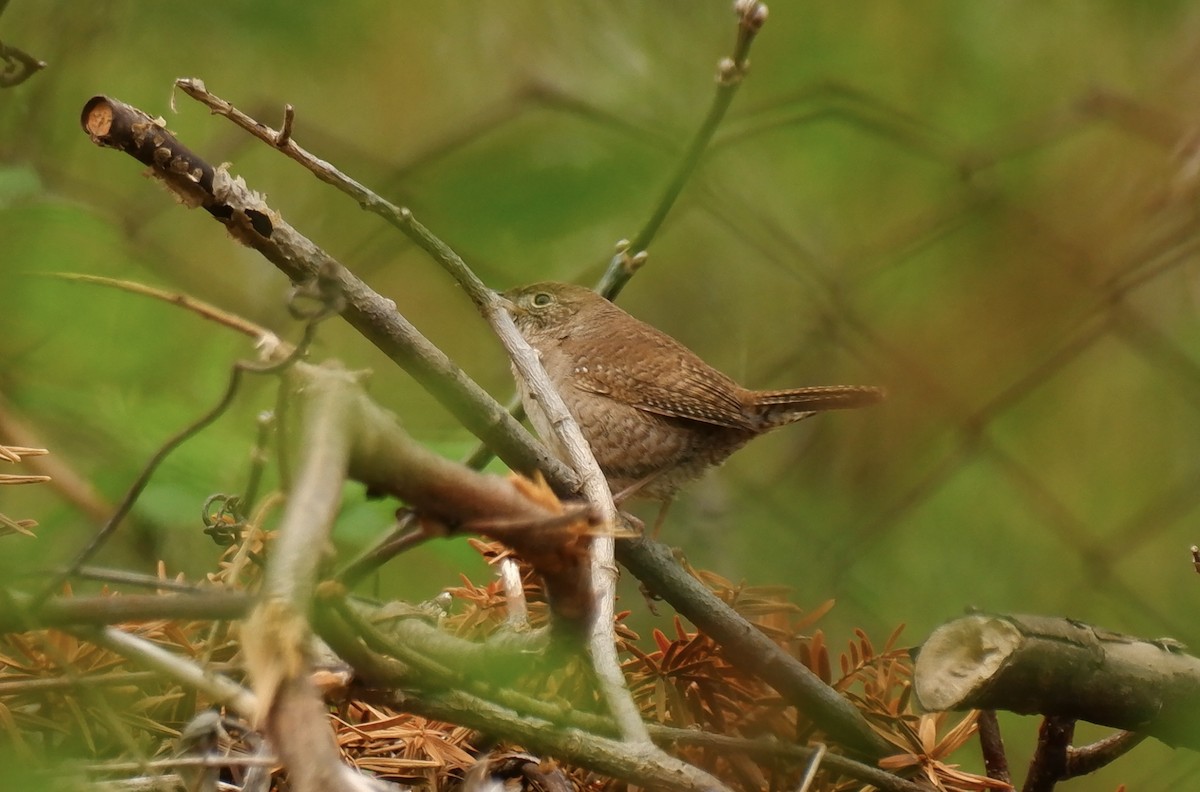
531 292 553 308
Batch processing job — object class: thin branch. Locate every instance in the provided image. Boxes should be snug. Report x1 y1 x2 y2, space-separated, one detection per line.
49 273 279 343
239 360 380 792
0 668 228 696
334 512 430 588
1022 716 1074 792
25 278 318 606
79 754 277 776
1065 730 1146 778
0 590 251 633
32 362 252 607
977 710 1011 785
80 625 258 718
382 687 930 792
614 534 892 759
398 687 731 792
794 742 826 792
64 566 208 593
320 602 728 791
659 732 924 792
597 0 768 298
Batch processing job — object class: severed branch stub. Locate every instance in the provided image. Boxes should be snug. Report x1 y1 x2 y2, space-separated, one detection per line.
914 612 1200 750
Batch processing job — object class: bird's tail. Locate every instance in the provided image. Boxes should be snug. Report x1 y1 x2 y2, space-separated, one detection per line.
750 385 885 429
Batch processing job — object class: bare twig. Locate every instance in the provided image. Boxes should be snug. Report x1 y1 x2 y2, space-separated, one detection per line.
597 0 769 298
615 534 892 759
1065 730 1146 778
50 273 280 343
0 590 251 633
239 361 380 792
63 566 207 592
32 362 252 607
0 669 168 696
794 742 826 792
321 601 730 791
81 625 258 718
28 276 319 607
80 754 277 774
977 710 1011 785
392 687 731 792
334 511 430 588
1022 716 1074 792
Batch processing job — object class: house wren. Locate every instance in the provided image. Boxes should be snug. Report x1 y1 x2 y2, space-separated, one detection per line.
503 282 884 502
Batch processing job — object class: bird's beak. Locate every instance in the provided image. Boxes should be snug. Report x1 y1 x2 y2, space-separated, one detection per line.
494 290 521 315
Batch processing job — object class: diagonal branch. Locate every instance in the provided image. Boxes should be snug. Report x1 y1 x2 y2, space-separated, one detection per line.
616 534 894 759
598 0 769 298
80 95 576 495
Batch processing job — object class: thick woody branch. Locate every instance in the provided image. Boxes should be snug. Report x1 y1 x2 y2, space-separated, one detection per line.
80 95 577 496
914 613 1200 750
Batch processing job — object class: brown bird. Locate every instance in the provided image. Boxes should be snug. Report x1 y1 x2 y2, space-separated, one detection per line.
503 281 884 503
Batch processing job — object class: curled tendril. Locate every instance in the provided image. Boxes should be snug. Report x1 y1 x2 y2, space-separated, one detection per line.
287 262 346 322
0 40 47 88
202 493 245 546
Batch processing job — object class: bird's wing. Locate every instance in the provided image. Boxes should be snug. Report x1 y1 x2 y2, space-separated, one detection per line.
570 334 756 431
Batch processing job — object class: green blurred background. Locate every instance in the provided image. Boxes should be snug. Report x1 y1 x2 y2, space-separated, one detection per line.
3 1 1200 785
